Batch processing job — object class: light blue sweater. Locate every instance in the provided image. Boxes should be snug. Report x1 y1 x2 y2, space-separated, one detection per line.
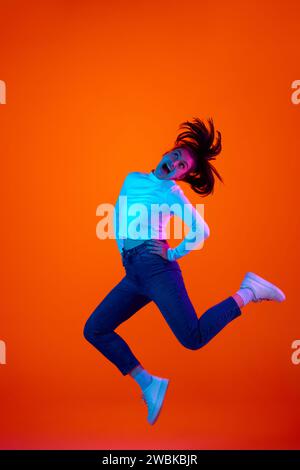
113 170 210 261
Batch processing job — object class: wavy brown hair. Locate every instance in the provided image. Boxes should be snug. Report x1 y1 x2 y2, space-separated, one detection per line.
173 117 223 197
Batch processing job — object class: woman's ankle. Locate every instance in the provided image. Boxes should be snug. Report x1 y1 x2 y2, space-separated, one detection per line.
128 364 143 377
232 292 245 309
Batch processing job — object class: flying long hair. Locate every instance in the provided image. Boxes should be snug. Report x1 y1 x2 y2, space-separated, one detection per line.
173 117 223 197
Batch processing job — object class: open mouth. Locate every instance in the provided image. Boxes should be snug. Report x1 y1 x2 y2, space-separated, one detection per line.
162 162 172 174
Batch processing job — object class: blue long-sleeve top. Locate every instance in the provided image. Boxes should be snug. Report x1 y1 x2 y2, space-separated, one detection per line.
113 170 210 261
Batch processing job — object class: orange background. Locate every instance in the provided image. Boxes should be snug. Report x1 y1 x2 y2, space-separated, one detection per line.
0 0 299 449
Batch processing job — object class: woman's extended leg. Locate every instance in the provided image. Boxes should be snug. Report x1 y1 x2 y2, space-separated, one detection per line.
83 275 151 375
146 267 285 350
148 267 242 350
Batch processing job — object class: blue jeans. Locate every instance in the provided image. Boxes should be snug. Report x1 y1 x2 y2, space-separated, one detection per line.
83 241 241 376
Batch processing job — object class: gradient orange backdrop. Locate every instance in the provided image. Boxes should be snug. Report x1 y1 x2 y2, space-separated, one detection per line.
0 0 299 450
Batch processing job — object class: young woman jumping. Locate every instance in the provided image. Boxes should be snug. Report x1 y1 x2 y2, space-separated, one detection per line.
84 117 286 425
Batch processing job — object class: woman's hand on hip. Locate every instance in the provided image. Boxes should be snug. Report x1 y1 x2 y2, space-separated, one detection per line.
145 240 169 260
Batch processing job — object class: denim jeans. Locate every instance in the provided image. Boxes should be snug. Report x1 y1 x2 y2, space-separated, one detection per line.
83 241 241 376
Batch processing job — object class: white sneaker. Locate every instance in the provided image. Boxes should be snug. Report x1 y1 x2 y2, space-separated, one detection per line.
240 271 286 303
141 376 169 425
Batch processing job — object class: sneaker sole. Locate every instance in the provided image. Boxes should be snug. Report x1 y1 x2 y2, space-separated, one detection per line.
148 379 169 425
246 271 286 301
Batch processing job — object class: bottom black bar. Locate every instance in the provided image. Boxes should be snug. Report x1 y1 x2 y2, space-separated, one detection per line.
0 450 300 467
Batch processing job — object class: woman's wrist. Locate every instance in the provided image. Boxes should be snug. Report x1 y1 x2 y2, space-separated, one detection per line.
167 248 176 261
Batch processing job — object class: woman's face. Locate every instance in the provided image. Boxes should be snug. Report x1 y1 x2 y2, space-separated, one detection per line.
153 147 195 180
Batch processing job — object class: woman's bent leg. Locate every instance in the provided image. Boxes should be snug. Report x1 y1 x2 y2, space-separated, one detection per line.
84 275 151 375
148 267 241 350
